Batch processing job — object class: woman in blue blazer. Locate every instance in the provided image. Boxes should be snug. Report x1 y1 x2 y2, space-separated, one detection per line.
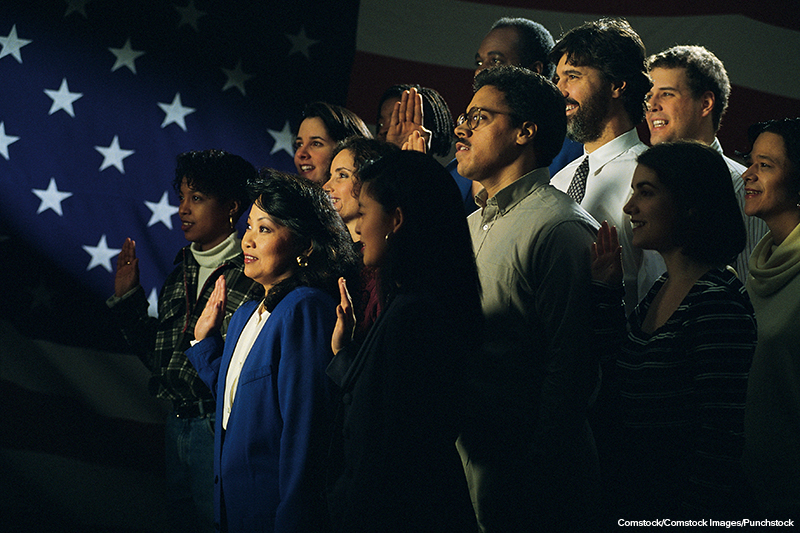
186 171 359 532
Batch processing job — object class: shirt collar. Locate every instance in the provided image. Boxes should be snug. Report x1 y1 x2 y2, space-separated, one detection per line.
478 167 550 216
586 128 642 173
710 137 724 155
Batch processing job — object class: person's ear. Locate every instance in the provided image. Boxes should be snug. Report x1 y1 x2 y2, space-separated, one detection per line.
699 91 715 118
516 121 537 146
391 206 404 233
610 80 627 99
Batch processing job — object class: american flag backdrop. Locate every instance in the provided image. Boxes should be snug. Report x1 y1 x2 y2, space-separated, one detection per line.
2 0 800 531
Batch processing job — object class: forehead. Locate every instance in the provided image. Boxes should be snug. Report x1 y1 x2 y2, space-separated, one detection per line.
632 163 660 185
468 85 507 110
331 149 355 169
649 67 690 89
297 116 331 139
753 131 789 159
477 27 521 58
555 55 604 78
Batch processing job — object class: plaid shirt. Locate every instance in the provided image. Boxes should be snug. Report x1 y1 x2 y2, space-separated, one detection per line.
109 245 262 404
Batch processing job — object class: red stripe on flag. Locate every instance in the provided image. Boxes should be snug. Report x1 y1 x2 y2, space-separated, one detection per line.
457 0 800 32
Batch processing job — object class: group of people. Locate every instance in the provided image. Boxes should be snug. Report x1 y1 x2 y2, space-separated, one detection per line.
106 13 800 533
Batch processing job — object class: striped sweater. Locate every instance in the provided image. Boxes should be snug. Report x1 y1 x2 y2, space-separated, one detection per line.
592 267 757 517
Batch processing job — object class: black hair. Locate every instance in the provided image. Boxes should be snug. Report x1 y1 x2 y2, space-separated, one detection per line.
473 65 566 168
490 17 555 79
357 151 482 326
647 45 730 132
637 141 745 266
248 169 361 311
299 101 372 142
549 18 651 124
331 137 400 197
172 149 256 223
376 85 454 157
747 118 800 193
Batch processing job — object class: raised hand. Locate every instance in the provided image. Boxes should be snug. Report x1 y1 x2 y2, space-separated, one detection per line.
386 88 432 150
114 237 140 297
194 276 227 341
402 130 428 153
591 221 623 286
331 277 356 355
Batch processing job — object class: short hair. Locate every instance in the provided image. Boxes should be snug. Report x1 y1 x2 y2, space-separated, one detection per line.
299 101 373 142
249 170 361 311
172 149 256 223
473 65 566 167
647 45 731 132
636 141 745 266
331 137 400 196
376 85 454 157
747 117 800 194
358 151 482 325
549 18 651 124
490 17 556 79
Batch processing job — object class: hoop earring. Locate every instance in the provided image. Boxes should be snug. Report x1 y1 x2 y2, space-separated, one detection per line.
296 255 308 268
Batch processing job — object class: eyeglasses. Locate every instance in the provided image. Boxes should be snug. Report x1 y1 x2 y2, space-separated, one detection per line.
456 107 512 131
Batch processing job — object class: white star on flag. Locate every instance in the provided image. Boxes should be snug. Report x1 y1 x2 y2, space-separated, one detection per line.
44 78 83 117
109 38 145 74
267 121 295 156
95 135 135 173
0 24 32 63
222 59 254 96
145 191 179 229
82 234 121 272
0 122 20 160
32 178 73 216
158 92 195 131
175 1 207 32
285 27 319 59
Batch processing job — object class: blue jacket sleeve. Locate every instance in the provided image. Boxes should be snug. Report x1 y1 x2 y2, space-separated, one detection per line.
274 291 336 533
184 332 224 400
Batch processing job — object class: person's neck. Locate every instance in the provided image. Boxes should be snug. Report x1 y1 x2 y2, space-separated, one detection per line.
765 211 800 246
346 220 359 242
478 154 538 199
583 113 635 154
660 247 712 287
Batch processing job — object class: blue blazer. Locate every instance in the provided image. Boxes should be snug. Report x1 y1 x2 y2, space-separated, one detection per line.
186 286 337 533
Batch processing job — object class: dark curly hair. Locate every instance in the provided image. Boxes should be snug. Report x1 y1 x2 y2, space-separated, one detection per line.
172 149 256 223
248 169 361 311
331 137 400 198
490 17 555 79
376 84 454 157
747 118 800 195
473 65 566 168
549 18 651 125
636 141 745 266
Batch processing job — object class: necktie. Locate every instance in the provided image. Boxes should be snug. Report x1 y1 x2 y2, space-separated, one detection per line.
566 156 589 203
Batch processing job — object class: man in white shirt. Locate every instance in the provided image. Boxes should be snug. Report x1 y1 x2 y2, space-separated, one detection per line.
645 45 768 280
549 18 661 312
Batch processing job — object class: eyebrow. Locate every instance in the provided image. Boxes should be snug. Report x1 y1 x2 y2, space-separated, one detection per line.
476 51 506 60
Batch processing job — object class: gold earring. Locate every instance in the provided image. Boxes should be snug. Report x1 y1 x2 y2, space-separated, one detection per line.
296 255 308 268
229 214 235 228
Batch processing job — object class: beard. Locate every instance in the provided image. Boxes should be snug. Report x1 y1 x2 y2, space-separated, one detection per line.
566 86 612 144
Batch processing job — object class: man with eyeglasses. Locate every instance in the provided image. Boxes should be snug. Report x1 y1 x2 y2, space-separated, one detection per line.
455 65 600 532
